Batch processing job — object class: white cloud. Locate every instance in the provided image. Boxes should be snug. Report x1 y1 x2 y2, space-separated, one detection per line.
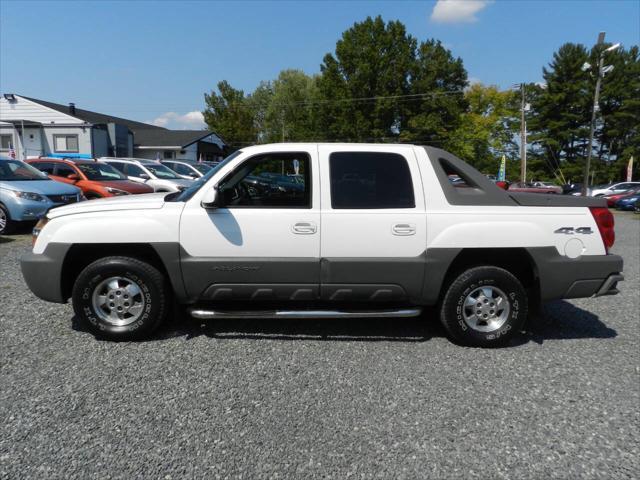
430 0 492 24
147 111 206 129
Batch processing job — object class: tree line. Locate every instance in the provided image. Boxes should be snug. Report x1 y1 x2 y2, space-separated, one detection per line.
203 16 639 183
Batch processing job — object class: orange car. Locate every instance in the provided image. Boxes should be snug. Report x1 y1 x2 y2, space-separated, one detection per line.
27 158 154 198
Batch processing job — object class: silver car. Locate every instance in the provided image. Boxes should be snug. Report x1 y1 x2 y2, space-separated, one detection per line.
160 159 213 180
99 158 194 193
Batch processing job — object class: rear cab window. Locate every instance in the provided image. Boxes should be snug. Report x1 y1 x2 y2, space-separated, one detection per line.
328 152 415 209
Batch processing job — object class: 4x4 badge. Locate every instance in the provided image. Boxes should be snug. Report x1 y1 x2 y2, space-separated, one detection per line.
554 227 593 234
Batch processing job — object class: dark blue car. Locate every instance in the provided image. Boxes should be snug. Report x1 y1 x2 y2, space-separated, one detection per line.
0 158 82 234
614 191 640 210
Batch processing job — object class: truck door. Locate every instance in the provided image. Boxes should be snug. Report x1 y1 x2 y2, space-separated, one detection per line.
179 147 321 301
318 145 427 302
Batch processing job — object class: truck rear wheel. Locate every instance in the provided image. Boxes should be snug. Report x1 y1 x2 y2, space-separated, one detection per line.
439 266 528 347
72 256 168 340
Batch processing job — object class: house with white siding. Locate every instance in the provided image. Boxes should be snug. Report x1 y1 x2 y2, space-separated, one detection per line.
0 94 226 161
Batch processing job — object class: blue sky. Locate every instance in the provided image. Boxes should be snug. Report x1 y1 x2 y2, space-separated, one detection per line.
1 0 638 129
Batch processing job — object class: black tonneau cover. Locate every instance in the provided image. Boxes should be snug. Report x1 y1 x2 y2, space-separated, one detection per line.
509 192 606 207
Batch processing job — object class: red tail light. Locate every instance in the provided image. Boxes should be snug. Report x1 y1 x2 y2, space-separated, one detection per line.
589 207 615 252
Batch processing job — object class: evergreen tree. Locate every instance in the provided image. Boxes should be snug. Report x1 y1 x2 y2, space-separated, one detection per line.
528 43 592 167
402 40 468 147
203 81 256 150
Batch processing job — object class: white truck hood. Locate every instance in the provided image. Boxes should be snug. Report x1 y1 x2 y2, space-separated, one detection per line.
47 193 168 219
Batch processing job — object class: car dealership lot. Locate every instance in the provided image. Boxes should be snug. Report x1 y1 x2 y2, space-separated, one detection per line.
1 213 638 479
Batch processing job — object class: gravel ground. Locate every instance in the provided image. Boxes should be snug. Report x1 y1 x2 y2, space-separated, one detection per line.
1 213 638 479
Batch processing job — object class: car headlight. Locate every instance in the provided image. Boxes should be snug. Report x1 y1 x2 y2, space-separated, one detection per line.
105 187 130 196
32 216 49 246
13 191 47 202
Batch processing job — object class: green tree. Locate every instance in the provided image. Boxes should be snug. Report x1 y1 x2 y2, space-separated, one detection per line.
203 81 257 150
260 69 320 142
316 16 417 141
597 45 640 163
402 40 468 147
446 84 519 174
528 43 592 168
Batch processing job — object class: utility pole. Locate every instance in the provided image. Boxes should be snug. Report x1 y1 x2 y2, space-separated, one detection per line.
581 32 620 196
519 84 527 183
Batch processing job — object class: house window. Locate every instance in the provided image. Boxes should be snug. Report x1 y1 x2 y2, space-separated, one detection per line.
53 134 79 153
163 151 174 159
0 134 14 151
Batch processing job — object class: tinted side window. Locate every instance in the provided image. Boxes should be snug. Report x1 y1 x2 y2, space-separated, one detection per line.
329 152 415 209
54 164 77 177
109 162 126 173
30 162 56 175
125 164 146 178
174 163 194 176
218 152 311 208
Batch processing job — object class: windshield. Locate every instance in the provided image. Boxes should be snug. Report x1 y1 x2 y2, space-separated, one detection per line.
76 162 127 181
0 159 49 181
166 150 242 202
144 163 181 179
193 163 213 174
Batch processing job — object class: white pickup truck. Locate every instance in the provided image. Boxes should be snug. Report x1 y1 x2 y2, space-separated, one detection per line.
21 144 624 347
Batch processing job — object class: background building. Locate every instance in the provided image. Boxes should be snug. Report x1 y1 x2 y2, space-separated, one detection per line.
0 94 226 161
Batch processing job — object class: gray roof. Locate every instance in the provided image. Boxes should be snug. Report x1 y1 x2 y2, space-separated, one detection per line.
133 128 216 148
20 95 224 149
21 95 163 132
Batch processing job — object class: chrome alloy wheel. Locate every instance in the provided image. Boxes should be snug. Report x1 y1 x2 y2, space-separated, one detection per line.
91 276 146 326
0 208 7 232
462 286 510 333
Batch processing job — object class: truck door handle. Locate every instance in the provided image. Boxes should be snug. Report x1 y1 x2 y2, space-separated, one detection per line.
292 222 317 234
392 223 416 236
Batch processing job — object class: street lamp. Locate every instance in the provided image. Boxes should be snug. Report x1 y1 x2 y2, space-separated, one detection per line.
581 32 621 196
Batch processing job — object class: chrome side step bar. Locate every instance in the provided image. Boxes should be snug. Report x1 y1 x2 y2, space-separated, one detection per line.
189 308 423 320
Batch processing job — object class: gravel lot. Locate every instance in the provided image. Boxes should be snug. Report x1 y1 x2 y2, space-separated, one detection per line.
1 212 638 479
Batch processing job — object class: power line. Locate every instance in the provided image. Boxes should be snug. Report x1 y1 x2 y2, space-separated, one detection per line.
87 89 467 114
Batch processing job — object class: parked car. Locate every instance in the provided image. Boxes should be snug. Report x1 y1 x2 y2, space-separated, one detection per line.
561 182 584 195
27 158 154 199
99 158 194 192
0 158 82 234
531 181 562 194
602 188 640 207
507 182 561 194
614 190 640 211
22 144 623 348
590 182 640 197
160 159 213 179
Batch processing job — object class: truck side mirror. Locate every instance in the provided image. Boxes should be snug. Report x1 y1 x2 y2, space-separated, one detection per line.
201 187 219 209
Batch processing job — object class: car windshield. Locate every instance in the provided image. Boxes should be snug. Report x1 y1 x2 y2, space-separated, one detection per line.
166 151 242 202
0 159 49 181
76 162 127 180
193 163 213 174
143 163 181 179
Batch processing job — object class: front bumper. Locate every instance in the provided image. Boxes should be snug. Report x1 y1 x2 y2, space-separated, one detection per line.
20 243 71 303
527 247 624 301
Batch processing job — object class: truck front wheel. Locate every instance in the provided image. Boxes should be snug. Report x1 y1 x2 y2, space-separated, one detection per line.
439 266 528 347
72 256 168 340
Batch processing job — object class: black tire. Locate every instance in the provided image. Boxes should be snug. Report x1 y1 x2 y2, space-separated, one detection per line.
85 193 102 200
72 256 168 340
439 266 528 348
0 203 15 235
